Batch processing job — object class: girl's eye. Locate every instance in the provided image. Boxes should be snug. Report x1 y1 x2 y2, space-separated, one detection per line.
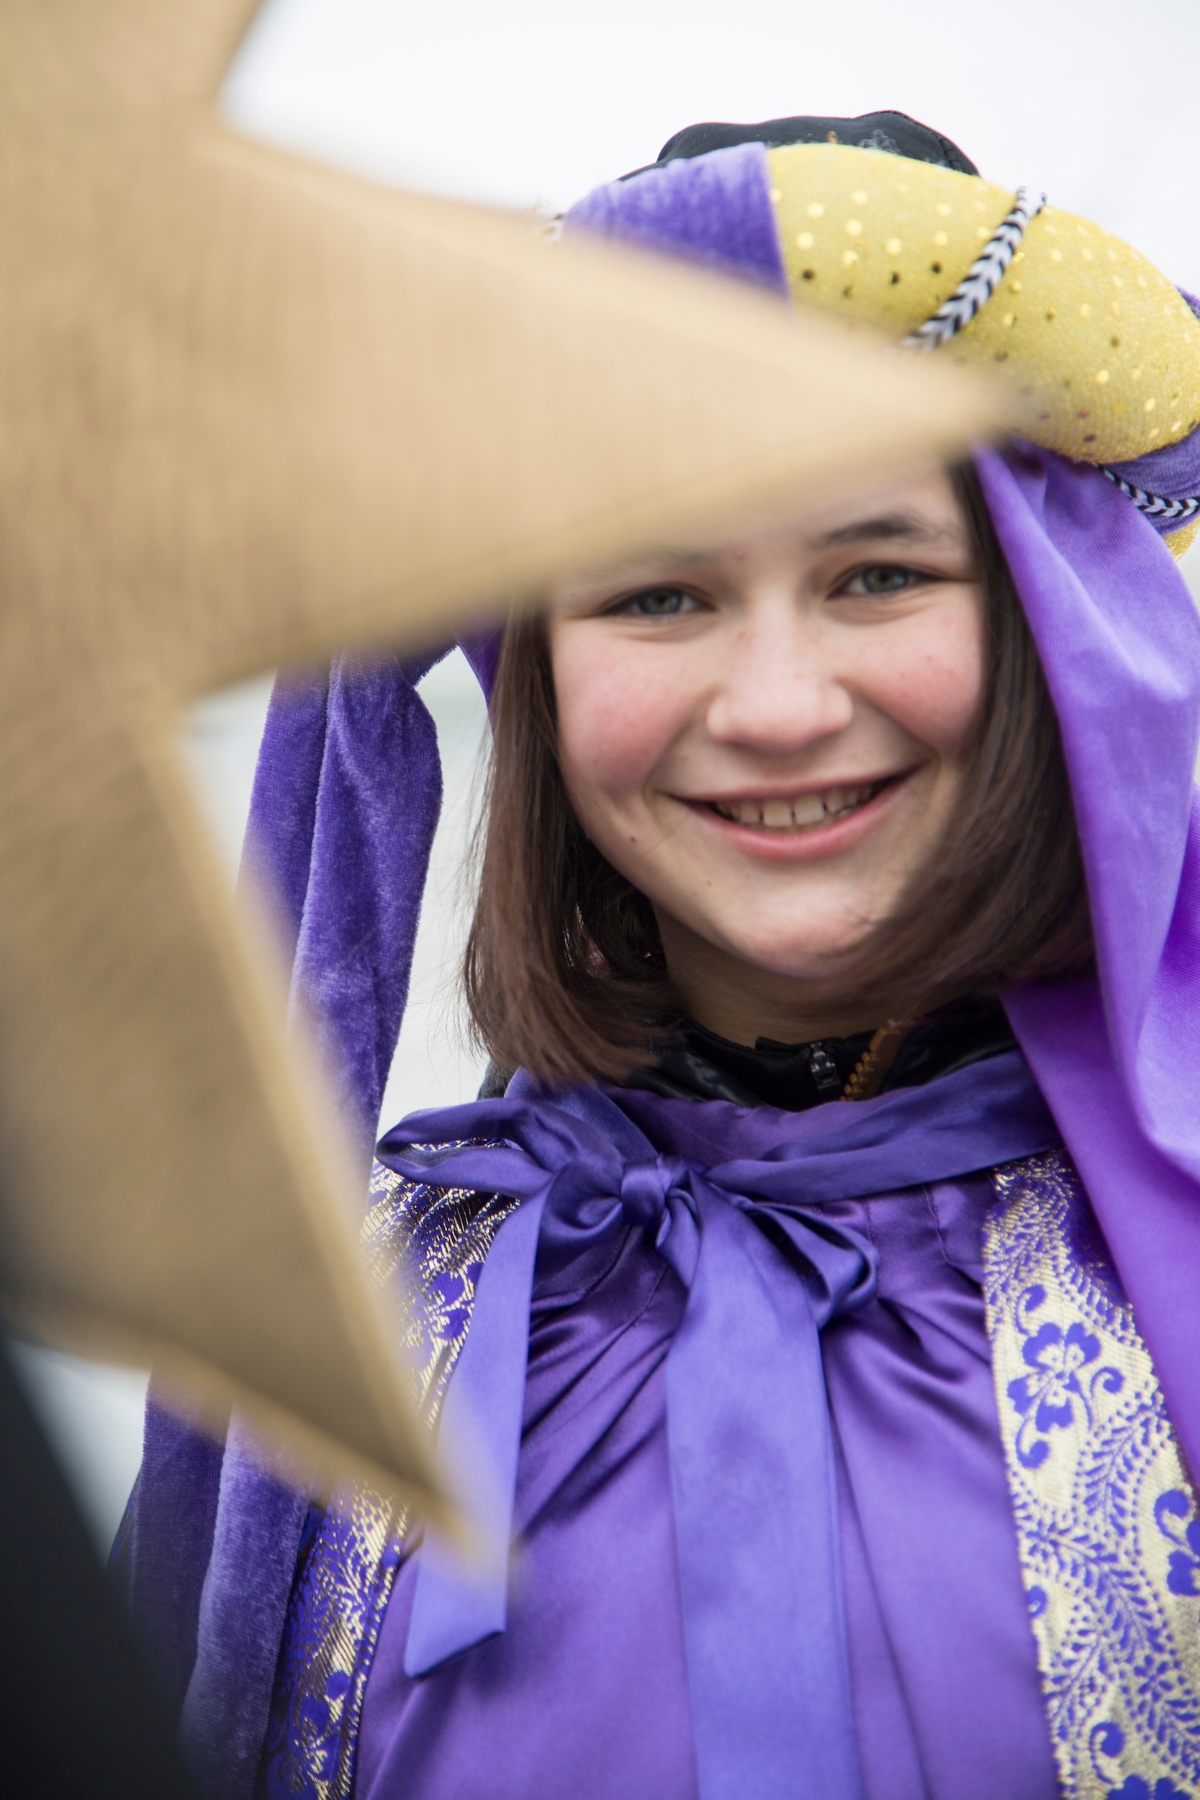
617 586 696 617
842 565 922 597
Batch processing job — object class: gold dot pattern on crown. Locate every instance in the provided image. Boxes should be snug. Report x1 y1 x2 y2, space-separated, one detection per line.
766 143 1200 464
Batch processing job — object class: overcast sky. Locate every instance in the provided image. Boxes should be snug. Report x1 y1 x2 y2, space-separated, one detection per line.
223 0 1200 294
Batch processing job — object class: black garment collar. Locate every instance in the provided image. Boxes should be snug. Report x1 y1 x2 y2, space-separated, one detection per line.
628 999 1016 1112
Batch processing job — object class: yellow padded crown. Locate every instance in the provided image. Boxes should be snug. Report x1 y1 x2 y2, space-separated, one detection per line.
767 142 1200 469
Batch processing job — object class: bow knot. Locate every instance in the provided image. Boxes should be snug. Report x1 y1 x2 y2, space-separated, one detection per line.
388 1103 875 1800
618 1153 687 1229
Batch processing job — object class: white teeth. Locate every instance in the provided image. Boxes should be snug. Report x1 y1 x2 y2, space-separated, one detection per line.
790 793 825 826
715 783 880 831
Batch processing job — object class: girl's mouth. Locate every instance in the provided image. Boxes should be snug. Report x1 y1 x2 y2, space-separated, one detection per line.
706 778 892 834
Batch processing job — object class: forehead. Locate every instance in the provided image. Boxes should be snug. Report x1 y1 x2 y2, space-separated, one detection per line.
557 467 969 597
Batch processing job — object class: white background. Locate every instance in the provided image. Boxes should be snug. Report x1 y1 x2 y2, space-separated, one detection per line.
20 0 1200 1550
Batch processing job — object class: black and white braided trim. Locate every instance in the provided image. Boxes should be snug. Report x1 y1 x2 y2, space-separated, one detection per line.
1101 468 1200 525
903 186 1046 352
897 180 1200 528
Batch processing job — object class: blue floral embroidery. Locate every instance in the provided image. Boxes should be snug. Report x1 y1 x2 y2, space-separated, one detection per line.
1106 1780 1194 1799
986 1151 1200 1800
1006 1284 1124 1468
1157 1493 1200 1604
1090 1721 1197 1798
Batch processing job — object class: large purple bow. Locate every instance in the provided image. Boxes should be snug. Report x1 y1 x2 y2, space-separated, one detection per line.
378 1092 877 1800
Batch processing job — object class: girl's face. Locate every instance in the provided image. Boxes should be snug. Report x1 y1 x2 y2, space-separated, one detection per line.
548 470 987 1040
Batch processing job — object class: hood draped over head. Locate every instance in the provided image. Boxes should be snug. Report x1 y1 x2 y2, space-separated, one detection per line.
245 110 1200 1479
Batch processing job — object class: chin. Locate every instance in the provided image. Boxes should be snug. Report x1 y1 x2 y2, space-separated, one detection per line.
718 924 875 981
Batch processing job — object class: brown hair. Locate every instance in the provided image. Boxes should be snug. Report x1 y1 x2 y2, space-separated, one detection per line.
464 463 1093 1087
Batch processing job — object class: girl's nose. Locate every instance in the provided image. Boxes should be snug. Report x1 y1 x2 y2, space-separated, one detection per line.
705 620 854 752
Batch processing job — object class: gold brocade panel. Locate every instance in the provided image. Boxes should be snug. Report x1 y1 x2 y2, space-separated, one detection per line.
256 1162 517 1799
985 1151 1200 1799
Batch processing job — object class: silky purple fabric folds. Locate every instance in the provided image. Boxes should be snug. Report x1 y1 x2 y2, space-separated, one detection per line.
979 446 1200 1476
390 1101 877 1800
353 1145 1063 1800
374 1058 1059 1800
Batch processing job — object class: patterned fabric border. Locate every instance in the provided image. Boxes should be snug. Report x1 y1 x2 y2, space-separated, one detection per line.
985 1149 1200 1800
256 1158 516 1799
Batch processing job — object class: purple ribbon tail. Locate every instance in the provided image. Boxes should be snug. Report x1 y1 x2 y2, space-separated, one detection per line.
668 1186 865 1800
404 1194 547 1676
391 1100 873 1799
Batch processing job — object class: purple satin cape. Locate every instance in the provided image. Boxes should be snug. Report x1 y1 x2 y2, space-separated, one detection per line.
350 1063 1062 1800
364 1055 1059 1800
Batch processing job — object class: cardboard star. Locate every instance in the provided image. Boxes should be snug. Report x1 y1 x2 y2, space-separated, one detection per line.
0 0 995 1510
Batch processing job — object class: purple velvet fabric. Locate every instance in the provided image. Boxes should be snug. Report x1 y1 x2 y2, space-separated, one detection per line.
179 1422 309 1797
356 1156 1059 1800
243 649 448 1152
122 651 451 1797
121 640 495 1798
456 628 502 705
564 142 790 296
125 1392 225 1717
1106 427 1200 510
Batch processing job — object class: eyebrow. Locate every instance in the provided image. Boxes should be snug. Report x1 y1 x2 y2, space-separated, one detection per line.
562 510 962 599
808 511 960 552
573 545 710 583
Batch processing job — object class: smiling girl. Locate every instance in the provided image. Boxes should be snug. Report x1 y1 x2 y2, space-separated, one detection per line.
125 113 1200 1800
474 464 1083 1080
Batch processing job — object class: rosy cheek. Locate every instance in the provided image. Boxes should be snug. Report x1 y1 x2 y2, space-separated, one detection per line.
552 634 691 805
853 607 985 756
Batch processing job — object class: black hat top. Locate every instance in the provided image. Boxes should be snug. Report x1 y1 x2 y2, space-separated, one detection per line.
620 109 977 182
